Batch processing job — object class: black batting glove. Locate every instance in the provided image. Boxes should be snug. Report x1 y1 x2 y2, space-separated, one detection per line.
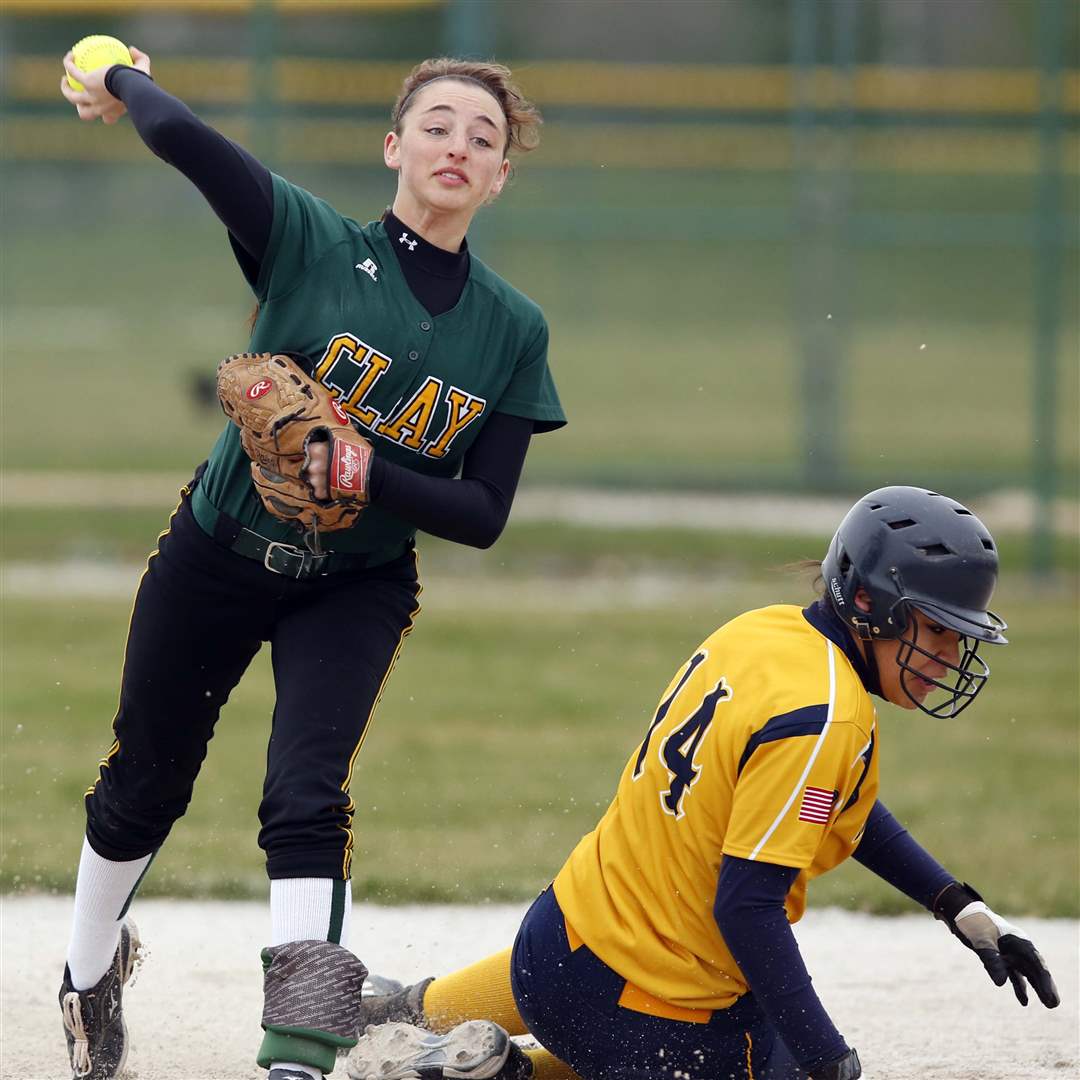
810 1048 861 1080
934 882 1060 1009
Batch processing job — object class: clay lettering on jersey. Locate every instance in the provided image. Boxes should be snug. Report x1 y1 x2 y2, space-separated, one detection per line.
315 333 487 459
376 376 442 449
316 334 392 428
423 386 487 459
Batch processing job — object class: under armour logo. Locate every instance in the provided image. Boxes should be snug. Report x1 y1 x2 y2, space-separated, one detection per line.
398 232 418 251
355 258 378 282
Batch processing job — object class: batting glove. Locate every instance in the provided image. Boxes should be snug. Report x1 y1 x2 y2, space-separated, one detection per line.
934 882 1060 1008
810 1048 861 1080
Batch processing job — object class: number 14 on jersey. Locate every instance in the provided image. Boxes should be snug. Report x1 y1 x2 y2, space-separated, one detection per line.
633 650 733 820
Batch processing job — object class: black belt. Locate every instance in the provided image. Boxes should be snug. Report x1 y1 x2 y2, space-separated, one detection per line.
190 481 392 580
228 526 373 580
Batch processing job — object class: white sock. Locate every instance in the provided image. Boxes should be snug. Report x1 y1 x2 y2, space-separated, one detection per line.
66 837 153 990
268 1064 322 1080
270 877 352 946
267 880 351 1080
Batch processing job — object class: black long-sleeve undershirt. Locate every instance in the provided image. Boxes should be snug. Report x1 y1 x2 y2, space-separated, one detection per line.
368 413 532 549
714 857 849 1072
105 66 534 548
713 803 957 1072
852 799 956 910
106 67 272 268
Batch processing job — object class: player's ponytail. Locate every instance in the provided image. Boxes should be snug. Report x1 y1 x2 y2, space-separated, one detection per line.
787 558 825 596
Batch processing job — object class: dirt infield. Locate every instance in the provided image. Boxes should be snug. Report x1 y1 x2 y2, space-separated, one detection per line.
4 896 1076 1080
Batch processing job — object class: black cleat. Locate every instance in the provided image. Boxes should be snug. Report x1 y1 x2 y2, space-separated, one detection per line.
358 974 436 1030
59 920 142 1079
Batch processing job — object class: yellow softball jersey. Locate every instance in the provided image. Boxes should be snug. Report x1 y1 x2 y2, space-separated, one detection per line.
553 603 878 1013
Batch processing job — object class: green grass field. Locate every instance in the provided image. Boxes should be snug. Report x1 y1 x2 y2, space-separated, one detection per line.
3 164 1077 492
2 157 1076 916
2 513 1076 916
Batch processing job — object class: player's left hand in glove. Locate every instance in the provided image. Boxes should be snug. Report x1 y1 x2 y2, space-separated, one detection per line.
217 351 373 535
934 882 1059 1008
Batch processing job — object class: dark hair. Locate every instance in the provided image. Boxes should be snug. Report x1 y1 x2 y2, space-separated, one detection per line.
391 58 541 156
789 558 825 595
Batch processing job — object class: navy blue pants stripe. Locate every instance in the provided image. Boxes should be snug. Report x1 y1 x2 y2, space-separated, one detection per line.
510 887 807 1080
85 491 421 880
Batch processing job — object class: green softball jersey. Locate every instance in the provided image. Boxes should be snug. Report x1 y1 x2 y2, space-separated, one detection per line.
194 174 565 557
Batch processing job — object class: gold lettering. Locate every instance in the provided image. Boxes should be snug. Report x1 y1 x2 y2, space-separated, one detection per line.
315 334 391 428
425 387 486 459
376 377 441 449
344 353 390 426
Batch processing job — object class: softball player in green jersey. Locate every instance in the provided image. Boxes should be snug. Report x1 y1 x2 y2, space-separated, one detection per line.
58 52 563 1080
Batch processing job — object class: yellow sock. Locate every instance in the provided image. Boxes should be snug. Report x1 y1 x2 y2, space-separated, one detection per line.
523 1047 583 1080
421 948 528 1036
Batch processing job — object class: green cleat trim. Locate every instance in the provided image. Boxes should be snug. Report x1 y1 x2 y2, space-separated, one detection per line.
257 1026 358 1073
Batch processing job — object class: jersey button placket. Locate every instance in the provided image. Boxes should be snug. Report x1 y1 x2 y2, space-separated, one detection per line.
409 320 432 362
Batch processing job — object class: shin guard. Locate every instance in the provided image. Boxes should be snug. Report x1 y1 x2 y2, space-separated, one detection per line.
257 939 368 1074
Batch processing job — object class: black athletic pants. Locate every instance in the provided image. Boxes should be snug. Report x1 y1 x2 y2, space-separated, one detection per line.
84 486 422 880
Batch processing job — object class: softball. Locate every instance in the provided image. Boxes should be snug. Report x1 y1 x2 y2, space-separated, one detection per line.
67 35 133 91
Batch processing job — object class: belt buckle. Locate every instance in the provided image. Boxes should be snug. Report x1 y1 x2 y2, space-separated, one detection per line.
264 540 317 579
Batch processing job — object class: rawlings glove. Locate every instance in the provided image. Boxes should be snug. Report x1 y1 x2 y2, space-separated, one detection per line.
810 1048 861 1080
217 352 373 534
934 882 1060 1008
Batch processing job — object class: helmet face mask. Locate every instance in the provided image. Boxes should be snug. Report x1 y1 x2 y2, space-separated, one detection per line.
822 486 1008 717
892 603 993 718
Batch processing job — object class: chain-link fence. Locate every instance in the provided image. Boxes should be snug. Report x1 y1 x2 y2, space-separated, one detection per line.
2 0 1076 566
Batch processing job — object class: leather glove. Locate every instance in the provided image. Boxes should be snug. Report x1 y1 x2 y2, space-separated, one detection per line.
217 351 372 534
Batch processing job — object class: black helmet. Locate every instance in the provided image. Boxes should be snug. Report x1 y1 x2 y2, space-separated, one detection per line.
822 486 1008 717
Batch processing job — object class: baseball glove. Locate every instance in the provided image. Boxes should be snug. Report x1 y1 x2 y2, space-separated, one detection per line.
217 351 373 534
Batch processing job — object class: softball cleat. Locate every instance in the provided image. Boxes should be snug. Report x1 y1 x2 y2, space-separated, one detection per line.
59 919 142 1079
347 1019 511 1079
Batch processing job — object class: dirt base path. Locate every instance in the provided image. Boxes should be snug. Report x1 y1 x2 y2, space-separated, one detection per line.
2 473 1077 537
4 896 1076 1080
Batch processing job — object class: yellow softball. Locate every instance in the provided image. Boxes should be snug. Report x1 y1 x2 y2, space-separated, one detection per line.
68 35 133 92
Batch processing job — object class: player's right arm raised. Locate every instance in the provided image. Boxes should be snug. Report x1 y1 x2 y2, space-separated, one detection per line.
60 53 273 272
55 54 536 549
61 46 151 126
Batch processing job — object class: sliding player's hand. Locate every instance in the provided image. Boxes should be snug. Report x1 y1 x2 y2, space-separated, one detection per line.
936 883 1059 1008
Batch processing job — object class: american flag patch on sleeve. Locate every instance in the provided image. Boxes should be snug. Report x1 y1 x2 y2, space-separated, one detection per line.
797 785 837 824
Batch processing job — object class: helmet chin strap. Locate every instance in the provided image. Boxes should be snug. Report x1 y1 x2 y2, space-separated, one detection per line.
848 610 885 699
859 630 884 699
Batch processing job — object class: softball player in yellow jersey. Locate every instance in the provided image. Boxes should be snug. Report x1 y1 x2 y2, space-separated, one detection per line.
553 600 879 1018
346 486 1058 1080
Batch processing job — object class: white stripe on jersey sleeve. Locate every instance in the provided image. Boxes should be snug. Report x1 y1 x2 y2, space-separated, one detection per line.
849 728 874 771
747 639 838 861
